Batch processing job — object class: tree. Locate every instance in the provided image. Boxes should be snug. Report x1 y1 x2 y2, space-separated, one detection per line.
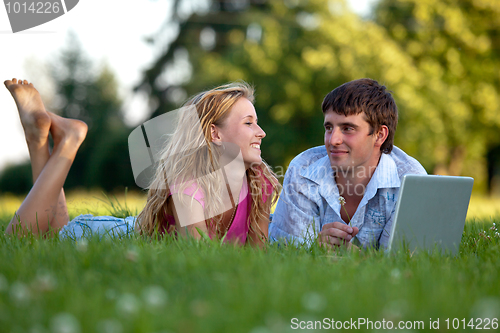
375 0 500 190
137 0 427 174
50 32 136 191
0 33 136 194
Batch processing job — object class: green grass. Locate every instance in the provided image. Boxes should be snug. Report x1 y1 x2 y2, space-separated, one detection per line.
0 204 500 332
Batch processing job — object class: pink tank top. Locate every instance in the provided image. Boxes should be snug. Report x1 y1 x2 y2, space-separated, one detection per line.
164 177 272 244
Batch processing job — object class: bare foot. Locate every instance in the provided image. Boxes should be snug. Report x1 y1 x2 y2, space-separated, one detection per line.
4 78 51 145
48 112 88 157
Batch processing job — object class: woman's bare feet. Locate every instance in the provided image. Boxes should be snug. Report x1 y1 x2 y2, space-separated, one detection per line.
48 112 88 158
4 79 88 236
4 78 51 147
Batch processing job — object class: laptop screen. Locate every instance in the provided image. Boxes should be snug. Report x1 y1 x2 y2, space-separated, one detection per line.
386 175 474 255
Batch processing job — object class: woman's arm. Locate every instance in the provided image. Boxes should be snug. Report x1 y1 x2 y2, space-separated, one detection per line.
170 194 208 240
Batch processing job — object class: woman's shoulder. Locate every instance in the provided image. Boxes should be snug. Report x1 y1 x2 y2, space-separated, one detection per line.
169 181 205 208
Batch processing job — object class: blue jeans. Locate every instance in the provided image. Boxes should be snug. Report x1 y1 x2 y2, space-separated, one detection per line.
59 214 136 240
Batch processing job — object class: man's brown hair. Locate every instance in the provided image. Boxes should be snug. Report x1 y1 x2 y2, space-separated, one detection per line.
321 78 398 154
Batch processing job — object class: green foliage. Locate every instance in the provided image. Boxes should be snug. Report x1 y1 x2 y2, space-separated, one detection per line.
375 0 500 190
95 189 140 219
138 0 500 192
0 161 32 195
137 0 425 169
0 33 138 194
84 128 137 192
50 33 136 191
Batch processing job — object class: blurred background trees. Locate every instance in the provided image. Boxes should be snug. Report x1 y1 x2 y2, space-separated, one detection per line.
0 34 136 194
136 0 419 170
375 0 500 192
51 34 136 192
1 0 500 194
136 0 500 193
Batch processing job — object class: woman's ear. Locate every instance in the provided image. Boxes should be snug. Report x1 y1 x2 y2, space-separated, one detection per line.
210 124 222 145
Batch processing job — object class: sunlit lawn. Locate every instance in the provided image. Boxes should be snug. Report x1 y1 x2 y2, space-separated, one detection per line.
0 190 148 221
467 195 500 220
0 191 499 332
2 191 499 222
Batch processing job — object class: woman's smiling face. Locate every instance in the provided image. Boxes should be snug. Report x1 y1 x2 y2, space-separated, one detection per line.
212 97 266 169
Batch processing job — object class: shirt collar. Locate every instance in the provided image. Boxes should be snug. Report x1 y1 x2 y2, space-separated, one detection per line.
300 152 401 214
300 155 334 185
359 152 400 208
300 155 341 213
370 152 401 189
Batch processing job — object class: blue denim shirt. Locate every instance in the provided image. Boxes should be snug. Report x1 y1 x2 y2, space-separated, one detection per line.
269 146 427 249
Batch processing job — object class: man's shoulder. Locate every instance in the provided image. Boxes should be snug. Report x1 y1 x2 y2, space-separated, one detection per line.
288 145 328 169
389 146 427 178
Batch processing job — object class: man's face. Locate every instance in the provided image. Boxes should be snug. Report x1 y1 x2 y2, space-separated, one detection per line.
324 109 384 175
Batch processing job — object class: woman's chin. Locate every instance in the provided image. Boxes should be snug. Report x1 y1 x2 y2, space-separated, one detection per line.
244 158 262 169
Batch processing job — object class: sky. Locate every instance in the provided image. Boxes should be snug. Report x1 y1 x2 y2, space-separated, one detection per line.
0 0 376 172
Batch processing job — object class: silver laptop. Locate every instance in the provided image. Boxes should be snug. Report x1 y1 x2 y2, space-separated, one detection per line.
386 175 474 255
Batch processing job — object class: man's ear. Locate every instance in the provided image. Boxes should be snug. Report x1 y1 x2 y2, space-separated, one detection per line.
210 124 222 145
375 125 389 147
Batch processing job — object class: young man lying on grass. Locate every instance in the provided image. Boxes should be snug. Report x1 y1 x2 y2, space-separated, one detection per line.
269 78 427 249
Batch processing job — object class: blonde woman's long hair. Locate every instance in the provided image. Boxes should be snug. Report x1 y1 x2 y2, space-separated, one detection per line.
137 82 280 240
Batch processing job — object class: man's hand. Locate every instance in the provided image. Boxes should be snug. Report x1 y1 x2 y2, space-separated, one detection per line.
318 222 359 249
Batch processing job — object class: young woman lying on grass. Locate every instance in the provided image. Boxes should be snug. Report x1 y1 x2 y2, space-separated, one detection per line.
4 79 280 246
